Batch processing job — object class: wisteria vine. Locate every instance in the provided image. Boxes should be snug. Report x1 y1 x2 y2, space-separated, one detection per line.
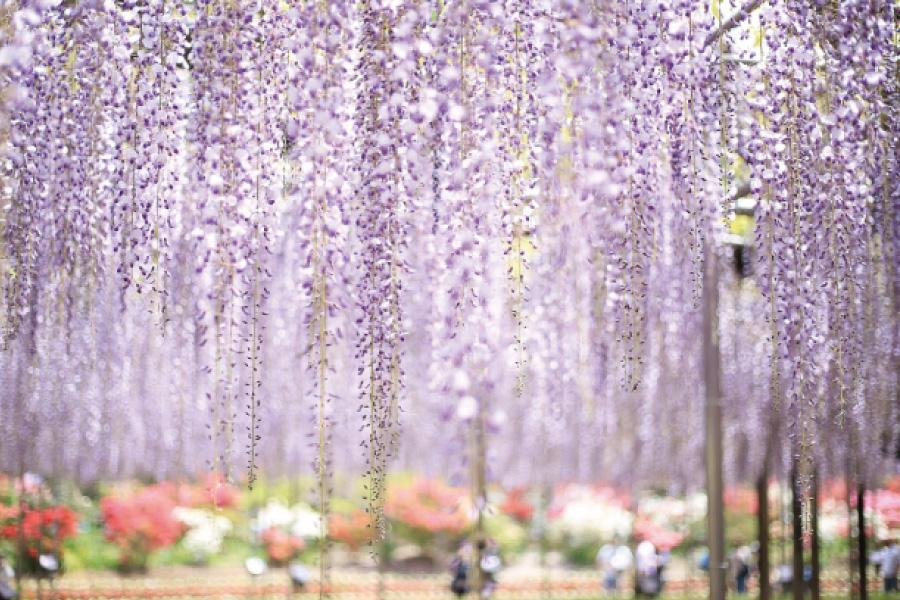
0 0 896 562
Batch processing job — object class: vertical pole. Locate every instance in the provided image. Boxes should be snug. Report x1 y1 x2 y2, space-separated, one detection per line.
15 465 26 598
810 471 820 600
471 395 487 597
848 477 857 600
703 249 726 600
539 484 551 600
856 484 868 600
790 467 804 600
376 539 387 600
756 473 770 600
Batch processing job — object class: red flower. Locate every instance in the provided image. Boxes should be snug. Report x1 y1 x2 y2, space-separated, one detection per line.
0 504 78 556
100 487 183 556
500 488 534 523
724 487 758 515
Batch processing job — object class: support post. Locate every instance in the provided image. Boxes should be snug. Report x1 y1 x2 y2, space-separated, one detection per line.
810 471 820 600
703 250 726 600
857 483 868 600
756 474 770 600
848 477 857 600
790 467 804 600
471 393 487 597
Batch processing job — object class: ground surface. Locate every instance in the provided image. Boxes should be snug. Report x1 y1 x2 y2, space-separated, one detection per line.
15 566 891 599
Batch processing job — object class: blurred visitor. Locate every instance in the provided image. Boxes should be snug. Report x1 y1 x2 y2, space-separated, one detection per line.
635 539 660 597
730 545 752 594
697 548 710 572
0 556 15 600
597 537 633 595
775 563 792 594
657 548 670 593
478 538 502 599
874 539 899 593
450 541 472 597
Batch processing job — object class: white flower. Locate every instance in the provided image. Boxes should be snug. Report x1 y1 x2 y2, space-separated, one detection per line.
254 500 295 531
252 501 323 540
290 504 323 539
547 486 633 546
174 507 232 559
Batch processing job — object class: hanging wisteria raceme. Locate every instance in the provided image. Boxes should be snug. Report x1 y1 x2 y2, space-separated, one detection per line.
0 0 896 551
187 0 286 487
284 0 355 586
353 0 421 538
744 0 898 491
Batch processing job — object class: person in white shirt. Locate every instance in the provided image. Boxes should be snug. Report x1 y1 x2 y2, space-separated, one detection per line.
597 537 633 595
635 540 660 597
878 540 899 593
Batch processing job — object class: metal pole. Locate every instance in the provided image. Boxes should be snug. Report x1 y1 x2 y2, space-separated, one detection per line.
790 467 804 600
848 475 857 600
756 473 770 600
857 483 868 600
810 470 820 600
471 392 487 597
703 249 726 600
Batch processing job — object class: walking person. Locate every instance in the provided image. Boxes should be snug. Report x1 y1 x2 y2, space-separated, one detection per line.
597 537 633 595
731 545 752 594
635 540 660 597
449 541 472 598
478 538 502 599
879 539 899 593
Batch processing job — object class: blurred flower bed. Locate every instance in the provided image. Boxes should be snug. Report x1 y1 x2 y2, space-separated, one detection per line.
0 472 897 577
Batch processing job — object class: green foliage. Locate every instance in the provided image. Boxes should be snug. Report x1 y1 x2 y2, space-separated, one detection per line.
724 507 757 548
484 513 528 556
563 541 600 567
62 526 119 571
206 536 256 566
150 543 195 567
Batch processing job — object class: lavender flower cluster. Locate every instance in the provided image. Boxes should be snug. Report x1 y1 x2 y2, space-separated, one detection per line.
0 0 895 542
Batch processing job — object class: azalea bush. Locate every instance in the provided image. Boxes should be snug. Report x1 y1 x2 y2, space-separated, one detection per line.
385 478 471 551
260 527 304 566
635 493 704 552
329 509 374 552
0 503 78 573
547 484 633 565
485 512 529 556
173 507 233 564
251 500 322 565
100 485 184 573
154 476 241 510
500 487 534 523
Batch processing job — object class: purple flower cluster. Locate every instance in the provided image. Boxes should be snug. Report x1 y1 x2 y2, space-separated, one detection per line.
0 0 895 550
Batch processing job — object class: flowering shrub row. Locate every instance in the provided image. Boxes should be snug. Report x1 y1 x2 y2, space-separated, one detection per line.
1 475 897 574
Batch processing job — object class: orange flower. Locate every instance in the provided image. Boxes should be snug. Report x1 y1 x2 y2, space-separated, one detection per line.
261 527 304 564
385 478 471 534
328 510 374 551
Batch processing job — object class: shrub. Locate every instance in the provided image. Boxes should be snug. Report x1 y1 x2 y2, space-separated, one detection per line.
260 526 304 566
0 504 79 573
385 478 471 539
328 509 374 552
499 488 534 523
100 485 183 573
